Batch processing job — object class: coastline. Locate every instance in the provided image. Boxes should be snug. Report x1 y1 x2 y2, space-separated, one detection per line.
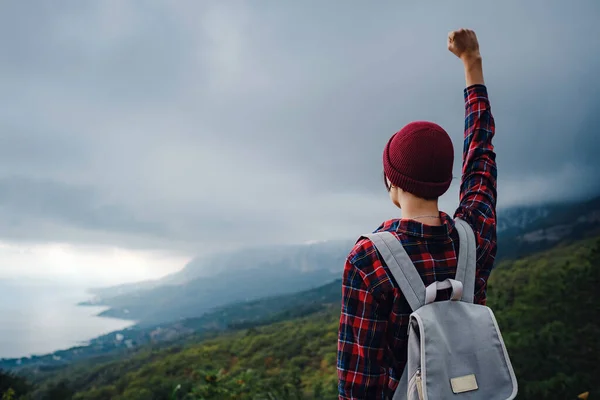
0 285 137 363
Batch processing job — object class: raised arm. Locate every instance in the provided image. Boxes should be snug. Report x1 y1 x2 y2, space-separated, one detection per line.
450 30 498 298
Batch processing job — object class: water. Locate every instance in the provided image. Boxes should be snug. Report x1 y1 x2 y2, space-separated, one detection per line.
0 279 135 359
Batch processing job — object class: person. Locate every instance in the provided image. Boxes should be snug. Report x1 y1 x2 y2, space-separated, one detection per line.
337 28 497 399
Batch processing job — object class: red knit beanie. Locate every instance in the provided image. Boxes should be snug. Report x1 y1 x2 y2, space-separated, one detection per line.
383 121 454 199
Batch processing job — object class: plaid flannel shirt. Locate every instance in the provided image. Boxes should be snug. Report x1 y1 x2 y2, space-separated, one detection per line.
337 85 497 400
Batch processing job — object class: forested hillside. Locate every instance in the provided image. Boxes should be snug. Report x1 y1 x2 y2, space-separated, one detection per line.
2 235 598 400
487 236 599 398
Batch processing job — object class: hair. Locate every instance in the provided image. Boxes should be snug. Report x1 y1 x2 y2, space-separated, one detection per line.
383 171 391 192
383 171 442 202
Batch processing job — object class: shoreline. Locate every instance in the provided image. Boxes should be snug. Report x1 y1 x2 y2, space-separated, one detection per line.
0 292 137 363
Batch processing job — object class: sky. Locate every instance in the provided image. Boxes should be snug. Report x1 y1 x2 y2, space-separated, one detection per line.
1 0 599 286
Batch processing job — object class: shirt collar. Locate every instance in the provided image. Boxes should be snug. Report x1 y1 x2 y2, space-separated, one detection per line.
375 211 455 239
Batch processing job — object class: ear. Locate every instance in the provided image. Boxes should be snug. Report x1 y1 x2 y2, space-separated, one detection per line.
389 186 402 209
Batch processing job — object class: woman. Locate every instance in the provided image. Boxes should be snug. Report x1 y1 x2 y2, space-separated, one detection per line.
337 29 497 399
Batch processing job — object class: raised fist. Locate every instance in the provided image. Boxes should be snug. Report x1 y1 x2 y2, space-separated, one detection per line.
448 29 480 62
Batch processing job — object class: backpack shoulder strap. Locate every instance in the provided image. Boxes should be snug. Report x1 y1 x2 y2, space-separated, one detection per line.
362 232 426 311
453 218 477 303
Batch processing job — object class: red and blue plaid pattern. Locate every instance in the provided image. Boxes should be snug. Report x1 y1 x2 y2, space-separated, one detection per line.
337 85 497 399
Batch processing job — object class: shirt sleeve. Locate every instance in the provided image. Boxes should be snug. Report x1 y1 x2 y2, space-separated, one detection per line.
337 256 390 400
454 84 498 303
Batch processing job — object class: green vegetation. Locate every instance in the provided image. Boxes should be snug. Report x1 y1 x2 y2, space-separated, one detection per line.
0 371 31 400
22 310 339 400
487 236 600 399
3 235 599 399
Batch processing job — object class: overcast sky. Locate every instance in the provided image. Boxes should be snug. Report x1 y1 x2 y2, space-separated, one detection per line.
1 1 599 285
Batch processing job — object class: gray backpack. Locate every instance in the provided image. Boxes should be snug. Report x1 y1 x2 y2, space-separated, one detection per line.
364 218 517 400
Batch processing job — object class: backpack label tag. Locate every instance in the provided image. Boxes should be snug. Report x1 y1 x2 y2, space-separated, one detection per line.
450 374 478 393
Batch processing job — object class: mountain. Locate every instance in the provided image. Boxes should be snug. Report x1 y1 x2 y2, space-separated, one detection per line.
496 195 600 260
85 242 348 299
496 204 551 234
8 233 599 400
88 240 354 300
88 239 352 326
164 239 355 284
87 195 600 326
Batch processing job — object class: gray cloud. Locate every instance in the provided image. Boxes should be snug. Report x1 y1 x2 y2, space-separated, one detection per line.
0 176 167 235
0 0 599 253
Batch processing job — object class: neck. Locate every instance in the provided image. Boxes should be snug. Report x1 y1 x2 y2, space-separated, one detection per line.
400 200 441 225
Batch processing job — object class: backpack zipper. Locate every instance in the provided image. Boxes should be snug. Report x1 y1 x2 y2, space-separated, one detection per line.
416 369 424 400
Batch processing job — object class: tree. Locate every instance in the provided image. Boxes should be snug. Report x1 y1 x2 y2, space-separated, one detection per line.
0 370 31 399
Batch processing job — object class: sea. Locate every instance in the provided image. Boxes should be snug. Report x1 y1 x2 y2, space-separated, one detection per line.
0 279 134 359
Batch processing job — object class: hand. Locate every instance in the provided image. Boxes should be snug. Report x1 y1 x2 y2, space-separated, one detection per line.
448 29 481 64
